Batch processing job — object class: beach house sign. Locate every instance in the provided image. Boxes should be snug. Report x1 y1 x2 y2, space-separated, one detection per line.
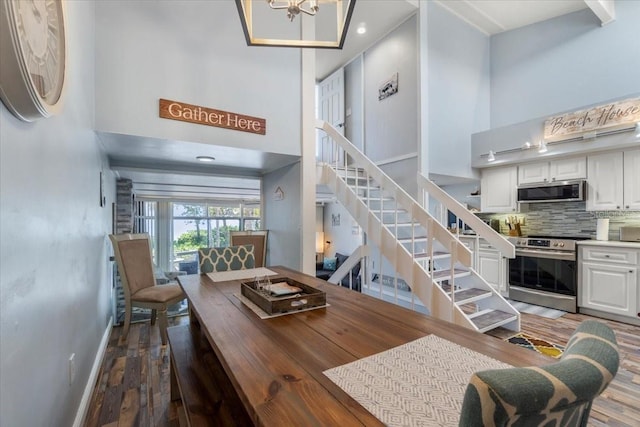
544 97 640 142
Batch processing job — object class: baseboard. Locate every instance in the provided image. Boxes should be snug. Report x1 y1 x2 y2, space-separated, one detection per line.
72 315 113 427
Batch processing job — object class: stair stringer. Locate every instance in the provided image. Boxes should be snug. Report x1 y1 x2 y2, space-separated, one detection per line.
322 164 476 330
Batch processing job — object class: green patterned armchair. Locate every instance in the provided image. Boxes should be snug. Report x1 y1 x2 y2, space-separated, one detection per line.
459 320 619 427
198 245 255 273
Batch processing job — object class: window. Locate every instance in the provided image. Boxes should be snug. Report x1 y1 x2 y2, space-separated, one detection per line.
134 199 261 272
134 200 158 264
243 204 261 230
171 201 259 272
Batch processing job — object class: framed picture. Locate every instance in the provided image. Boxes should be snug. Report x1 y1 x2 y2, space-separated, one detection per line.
379 72 398 101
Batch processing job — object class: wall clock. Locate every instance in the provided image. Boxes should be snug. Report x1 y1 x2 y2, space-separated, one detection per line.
0 0 67 122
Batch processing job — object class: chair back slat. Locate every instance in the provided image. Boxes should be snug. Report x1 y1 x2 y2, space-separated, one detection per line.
198 245 255 273
116 238 156 296
230 230 268 267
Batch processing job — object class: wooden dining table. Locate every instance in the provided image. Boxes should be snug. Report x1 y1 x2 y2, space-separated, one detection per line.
177 266 551 426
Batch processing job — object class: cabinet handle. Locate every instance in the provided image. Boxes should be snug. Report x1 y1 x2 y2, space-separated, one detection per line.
617 206 620 209
630 270 633 273
605 255 610 258
626 205 630 209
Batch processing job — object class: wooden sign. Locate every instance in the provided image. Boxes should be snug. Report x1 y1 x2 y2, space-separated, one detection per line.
544 97 640 142
159 98 266 135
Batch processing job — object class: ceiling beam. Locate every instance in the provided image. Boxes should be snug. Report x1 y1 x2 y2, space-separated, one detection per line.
584 0 616 25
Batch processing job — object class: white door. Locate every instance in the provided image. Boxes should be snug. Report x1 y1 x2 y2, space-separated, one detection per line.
317 68 345 164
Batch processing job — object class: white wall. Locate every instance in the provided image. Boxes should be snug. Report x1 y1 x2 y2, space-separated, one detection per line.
94 0 302 156
344 56 364 151
490 1 640 128
0 3 113 426
322 202 362 258
364 14 418 163
426 1 490 180
263 163 302 269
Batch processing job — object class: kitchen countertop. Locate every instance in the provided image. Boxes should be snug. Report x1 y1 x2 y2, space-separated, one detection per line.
577 240 640 249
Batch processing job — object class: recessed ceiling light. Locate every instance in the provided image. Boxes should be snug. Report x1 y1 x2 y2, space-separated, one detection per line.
196 156 216 162
357 24 366 35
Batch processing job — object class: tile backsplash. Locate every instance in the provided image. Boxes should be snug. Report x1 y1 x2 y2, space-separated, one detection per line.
476 201 640 239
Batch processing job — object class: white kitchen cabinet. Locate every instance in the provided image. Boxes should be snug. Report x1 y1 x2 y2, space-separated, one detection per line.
481 166 517 213
478 248 507 296
578 245 639 321
623 149 640 210
518 157 586 185
587 150 639 211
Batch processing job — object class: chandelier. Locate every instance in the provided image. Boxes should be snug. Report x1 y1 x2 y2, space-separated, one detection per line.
235 0 356 49
268 0 320 22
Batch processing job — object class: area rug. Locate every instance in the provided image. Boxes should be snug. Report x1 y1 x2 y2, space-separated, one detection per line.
506 299 566 319
324 335 512 426
507 333 565 358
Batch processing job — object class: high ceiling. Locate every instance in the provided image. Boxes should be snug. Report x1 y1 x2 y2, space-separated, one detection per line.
108 0 608 191
316 0 596 81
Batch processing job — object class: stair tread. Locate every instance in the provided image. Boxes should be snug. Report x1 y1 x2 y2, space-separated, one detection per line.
470 310 518 332
440 285 491 302
432 268 469 280
361 197 395 201
414 251 450 259
397 236 429 241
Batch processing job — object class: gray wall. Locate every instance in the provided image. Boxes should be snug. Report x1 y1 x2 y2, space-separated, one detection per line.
95 0 302 157
322 202 362 258
0 2 114 426
364 14 418 162
344 56 364 151
490 1 640 128
427 1 490 180
263 162 302 269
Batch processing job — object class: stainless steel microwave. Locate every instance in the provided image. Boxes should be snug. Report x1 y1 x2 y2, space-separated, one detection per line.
517 180 586 203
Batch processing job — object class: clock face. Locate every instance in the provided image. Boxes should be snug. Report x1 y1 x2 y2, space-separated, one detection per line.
0 0 66 121
15 0 65 106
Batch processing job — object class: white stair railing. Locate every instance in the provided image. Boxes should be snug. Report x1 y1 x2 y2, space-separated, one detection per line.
316 119 520 333
417 173 515 258
317 119 474 327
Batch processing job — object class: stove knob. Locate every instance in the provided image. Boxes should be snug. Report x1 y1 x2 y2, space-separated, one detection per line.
559 242 565 247
553 243 559 247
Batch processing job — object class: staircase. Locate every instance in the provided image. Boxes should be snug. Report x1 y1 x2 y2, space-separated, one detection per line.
316 120 519 333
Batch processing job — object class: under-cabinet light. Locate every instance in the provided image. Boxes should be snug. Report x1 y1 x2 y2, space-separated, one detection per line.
538 140 548 153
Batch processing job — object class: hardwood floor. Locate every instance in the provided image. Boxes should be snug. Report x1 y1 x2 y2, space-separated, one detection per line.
84 312 640 427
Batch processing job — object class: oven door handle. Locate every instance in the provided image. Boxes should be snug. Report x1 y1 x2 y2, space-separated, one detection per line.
515 249 576 261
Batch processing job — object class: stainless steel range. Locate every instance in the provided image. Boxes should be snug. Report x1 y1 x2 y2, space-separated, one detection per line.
507 236 587 313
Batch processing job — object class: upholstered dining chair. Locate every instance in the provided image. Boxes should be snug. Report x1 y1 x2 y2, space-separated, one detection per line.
198 244 255 273
459 320 620 427
109 233 185 345
230 230 268 267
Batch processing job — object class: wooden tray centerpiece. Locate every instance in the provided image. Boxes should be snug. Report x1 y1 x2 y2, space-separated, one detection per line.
240 276 326 315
